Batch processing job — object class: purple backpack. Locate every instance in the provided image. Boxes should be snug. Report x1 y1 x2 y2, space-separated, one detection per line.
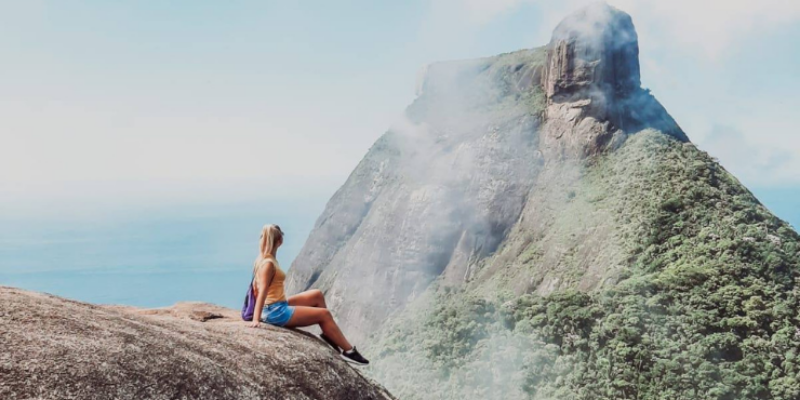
241 275 256 321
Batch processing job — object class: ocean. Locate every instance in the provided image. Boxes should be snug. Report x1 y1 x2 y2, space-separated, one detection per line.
0 198 325 309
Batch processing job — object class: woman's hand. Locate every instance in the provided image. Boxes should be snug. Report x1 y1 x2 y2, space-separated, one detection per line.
249 320 261 328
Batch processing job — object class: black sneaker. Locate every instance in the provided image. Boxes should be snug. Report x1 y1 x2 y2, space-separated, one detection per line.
319 333 341 352
340 346 369 365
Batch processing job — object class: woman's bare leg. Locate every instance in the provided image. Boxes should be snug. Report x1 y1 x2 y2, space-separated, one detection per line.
284 306 352 351
287 289 326 309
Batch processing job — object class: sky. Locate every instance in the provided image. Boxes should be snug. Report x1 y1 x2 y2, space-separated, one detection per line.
1 0 798 224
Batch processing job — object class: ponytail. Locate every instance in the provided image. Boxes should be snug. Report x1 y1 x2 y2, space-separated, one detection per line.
254 224 284 273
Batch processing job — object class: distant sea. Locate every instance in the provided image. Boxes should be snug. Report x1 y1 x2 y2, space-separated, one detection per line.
0 187 796 309
0 197 326 309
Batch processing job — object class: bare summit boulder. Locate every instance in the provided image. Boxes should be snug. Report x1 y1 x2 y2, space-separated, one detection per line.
0 286 395 400
541 2 688 158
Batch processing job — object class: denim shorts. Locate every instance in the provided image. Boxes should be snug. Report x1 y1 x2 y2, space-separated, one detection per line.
261 301 295 326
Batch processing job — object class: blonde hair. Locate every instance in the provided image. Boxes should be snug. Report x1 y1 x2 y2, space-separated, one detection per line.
254 224 284 272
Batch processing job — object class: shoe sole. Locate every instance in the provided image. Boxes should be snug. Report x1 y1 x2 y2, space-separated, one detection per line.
339 354 369 365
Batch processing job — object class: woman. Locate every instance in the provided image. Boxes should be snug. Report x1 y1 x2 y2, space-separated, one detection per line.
248 224 369 365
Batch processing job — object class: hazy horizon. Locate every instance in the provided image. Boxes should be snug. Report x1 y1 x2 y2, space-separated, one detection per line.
0 194 330 308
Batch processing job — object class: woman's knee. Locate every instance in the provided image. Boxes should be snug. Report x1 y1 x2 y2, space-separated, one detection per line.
319 308 333 322
311 289 327 307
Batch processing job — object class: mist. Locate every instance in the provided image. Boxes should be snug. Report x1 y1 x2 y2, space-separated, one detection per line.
285 2 800 399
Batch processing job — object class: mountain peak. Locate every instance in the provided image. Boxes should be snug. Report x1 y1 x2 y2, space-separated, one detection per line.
545 2 640 101
541 2 688 158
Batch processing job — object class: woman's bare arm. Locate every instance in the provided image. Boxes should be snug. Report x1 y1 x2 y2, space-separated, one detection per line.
250 261 276 327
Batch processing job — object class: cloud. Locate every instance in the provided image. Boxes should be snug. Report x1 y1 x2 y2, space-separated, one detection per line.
435 0 800 59
696 125 797 186
426 0 800 187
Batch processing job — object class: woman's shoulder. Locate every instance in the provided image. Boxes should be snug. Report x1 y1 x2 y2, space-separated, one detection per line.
255 256 278 271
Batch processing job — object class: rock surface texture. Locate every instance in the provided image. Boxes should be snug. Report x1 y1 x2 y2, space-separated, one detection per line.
540 2 687 159
0 287 395 400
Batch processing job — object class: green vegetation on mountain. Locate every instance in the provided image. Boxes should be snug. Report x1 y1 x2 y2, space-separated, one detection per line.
369 131 800 400
289 5 800 399
407 47 547 121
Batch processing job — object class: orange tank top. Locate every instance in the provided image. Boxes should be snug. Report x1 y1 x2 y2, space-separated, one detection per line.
254 256 287 305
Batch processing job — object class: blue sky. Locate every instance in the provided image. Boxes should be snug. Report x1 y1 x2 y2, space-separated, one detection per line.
1 0 798 228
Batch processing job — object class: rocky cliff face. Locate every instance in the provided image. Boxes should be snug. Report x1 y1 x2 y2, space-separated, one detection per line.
286 48 548 343
540 2 687 159
0 287 395 400
286 3 686 344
